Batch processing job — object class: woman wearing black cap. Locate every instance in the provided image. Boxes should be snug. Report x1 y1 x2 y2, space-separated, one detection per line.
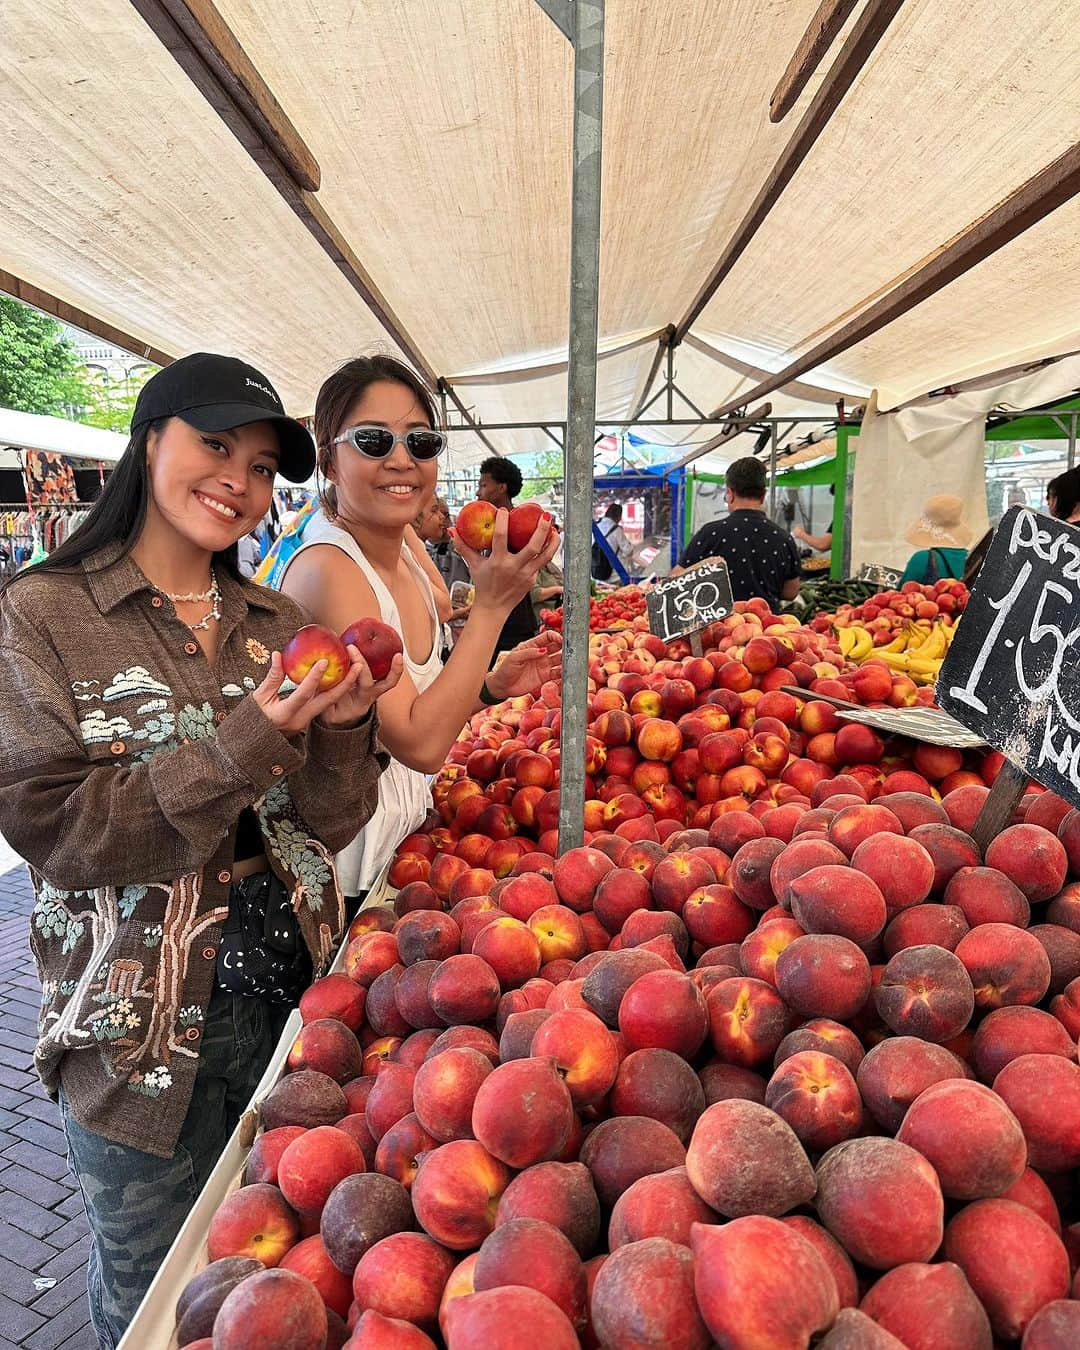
0 353 398 1348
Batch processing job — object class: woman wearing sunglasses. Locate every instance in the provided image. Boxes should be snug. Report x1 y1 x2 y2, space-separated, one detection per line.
276 355 561 905
0 353 397 1348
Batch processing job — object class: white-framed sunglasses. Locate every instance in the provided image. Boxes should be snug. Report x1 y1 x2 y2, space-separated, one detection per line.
333 423 447 461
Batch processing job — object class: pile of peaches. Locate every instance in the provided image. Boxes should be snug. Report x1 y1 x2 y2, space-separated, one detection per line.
181 791 1080 1342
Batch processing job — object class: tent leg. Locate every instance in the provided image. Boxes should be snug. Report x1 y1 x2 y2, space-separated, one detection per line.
769 425 778 521
550 0 605 854
1069 414 1077 471
832 426 851 578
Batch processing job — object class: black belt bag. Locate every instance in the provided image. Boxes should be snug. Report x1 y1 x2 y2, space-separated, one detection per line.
216 872 311 1004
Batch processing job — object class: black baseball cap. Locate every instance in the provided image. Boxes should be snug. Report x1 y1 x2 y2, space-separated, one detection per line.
131 352 315 483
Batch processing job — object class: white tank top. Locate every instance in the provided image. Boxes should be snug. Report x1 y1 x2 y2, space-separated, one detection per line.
284 511 442 894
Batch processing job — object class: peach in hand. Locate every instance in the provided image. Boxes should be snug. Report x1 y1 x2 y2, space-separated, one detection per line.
282 624 349 690
340 617 403 681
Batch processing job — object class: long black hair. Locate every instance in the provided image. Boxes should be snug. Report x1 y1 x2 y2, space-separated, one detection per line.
1 418 241 595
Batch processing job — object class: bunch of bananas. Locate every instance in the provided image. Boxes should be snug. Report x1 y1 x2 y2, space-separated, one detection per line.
837 620 955 685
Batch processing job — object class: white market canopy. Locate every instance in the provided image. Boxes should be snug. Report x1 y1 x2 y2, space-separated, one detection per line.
2 0 1079 473
0 407 128 463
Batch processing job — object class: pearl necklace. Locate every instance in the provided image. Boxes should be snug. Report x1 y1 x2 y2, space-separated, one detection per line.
156 571 223 632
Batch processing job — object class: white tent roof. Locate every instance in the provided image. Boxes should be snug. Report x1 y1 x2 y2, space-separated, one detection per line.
0 407 128 463
2 0 1078 470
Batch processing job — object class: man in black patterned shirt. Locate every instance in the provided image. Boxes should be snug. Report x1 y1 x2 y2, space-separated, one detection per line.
678 457 800 612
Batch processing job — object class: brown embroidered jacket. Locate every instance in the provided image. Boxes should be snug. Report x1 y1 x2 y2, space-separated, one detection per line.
0 543 387 1158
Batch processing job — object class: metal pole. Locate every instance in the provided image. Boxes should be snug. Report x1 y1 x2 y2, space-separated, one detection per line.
1069 413 1077 471
557 0 605 853
769 424 778 521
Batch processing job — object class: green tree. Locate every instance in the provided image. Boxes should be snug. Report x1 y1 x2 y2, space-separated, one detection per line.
79 365 157 433
0 297 88 416
520 446 565 500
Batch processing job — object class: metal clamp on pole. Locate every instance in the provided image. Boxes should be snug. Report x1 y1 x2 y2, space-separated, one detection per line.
536 0 605 853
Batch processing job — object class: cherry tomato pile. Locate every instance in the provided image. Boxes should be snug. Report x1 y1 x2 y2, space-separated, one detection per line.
540 585 647 633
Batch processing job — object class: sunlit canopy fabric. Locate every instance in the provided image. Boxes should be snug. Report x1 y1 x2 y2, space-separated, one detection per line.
2 0 1078 470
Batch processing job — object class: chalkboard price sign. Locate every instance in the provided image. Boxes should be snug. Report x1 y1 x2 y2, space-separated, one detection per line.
857 563 903 589
938 507 1080 806
646 560 734 643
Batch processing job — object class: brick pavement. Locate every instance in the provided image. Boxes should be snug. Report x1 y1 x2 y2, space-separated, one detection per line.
0 841 96 1350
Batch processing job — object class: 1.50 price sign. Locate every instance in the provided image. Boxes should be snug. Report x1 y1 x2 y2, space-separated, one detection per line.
938 507 1080 805
646 560 734 643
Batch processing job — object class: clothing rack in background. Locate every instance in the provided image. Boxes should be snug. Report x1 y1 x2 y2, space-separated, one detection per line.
0 503 94 578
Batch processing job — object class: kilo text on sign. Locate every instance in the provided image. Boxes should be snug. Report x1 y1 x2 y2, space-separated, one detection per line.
938 507 1080 805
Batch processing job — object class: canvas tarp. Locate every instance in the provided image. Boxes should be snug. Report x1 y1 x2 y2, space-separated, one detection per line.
2 1 1078 468
850 353 1080 572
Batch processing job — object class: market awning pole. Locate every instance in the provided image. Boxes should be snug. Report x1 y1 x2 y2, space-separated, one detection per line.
538 0 605 853
769 425 779 520
1069 413 1077 471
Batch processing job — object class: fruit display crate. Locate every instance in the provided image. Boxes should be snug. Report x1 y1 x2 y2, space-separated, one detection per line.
117 864 395 1350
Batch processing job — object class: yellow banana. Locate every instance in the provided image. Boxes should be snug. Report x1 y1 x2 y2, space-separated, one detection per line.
849 628 874 662
838 628 857 658
916 624 947 662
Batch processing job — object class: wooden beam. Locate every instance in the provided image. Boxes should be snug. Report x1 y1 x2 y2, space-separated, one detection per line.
129 0 441 386
665 403 774 473
673 0 907 344
0 269 175 368
711 142 1080 418
129 0 320 191
770 0 861 122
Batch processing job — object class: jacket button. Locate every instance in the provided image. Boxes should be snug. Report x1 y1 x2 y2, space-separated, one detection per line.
202 946 216 961
150 595 163 608
270 764 284 776
109 741 126 755
184 640 199 655
217 869 232 884
184 1026 200 1041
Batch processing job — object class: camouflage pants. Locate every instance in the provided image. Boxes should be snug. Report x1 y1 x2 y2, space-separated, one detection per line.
58 984 290 1349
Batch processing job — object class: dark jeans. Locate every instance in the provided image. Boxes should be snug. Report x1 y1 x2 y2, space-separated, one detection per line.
58 984 290 1349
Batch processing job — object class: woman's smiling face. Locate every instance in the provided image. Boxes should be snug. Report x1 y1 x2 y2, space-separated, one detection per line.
144 416 279 552
330 379 438 529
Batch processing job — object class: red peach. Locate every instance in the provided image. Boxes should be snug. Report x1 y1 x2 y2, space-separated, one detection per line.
775 934 872 1022
351 1231 455 1331
972 1006 1076 1083
495 1161 600 1258
883 903 970 956
593 868 652 935
394 911 461 966
245 1126 308 1187
993 1053 1080 1171
579 1116 686 1208
608 1167 715 1250
1023 1301 1080 1349
300 976 367 1032
769 838 847 909
944 865 1030 927
739 915 806 986
999 1167 1062 1234
471 916 541 989
954 923 1051 1008
344 931 401 988
443 1287 580 1350
527 905 588 965
365 1063 417 1142
944 1198 1070 1340
985 823 1067 902
591 1237 707 1350
373 1113 437 1190
412 1048 493 1143
859 1261 992 1350
278 1234 353 1319
875 791 949 831
609 1047 706 1143
473 1218 586 1330
278 1126 367 1219
497 1008 551 1061
261 1072 348 1132
765 1050 862 1151
827 803 904 858
908 823 982 894
815 1137 944 1270
681 884 753 947
691 1218 838 1349
728 837 787 910
581 948 668 1027
789 865 887 943
781 1216 859 1311
211 1267 327 1349
834 723 885 764
897 1078 1026 1198
207 1183 299 1267
685 1099 814 1218
471 1058 574 1168
532 1009 620 1108
852 835 935 912
1030 922 1080 994
698 1062 767 1106
875 944 975 1040
705 977 786 1068
410 1140 510 1251
856 1037 970 1133
618 970 708 1058
774 1019 864 1077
